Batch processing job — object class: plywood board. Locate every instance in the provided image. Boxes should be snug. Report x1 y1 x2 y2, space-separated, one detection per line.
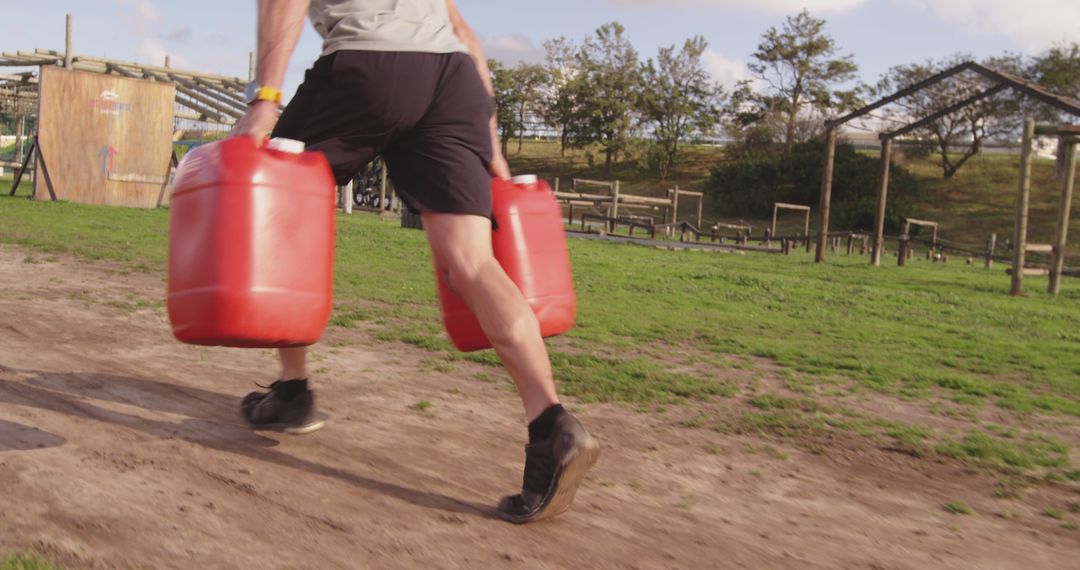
35 66 175 207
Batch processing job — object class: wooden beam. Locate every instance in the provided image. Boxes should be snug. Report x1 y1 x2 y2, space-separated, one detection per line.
1012 119 1036 296
881 83 1009 141
826 62 975 128
1049 140 1077 295
871 138 892 267
1035 124 1080 136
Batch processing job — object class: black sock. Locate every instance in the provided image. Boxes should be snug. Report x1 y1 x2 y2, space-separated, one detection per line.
274 378 309 401
528 404 566 443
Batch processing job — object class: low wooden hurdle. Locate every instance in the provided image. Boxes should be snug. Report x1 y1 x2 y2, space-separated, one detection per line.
1011 120 1078 296
771 203 812 253
552 178 703 233
897 218 939 267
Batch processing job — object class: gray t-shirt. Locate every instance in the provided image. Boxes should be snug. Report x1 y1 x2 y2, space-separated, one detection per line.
309 0 469 56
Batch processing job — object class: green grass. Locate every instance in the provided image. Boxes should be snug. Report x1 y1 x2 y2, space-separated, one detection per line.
945 501 974 515
0 553 58 570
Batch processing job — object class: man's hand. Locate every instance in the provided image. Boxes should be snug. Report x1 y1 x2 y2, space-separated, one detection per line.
230 101 280 144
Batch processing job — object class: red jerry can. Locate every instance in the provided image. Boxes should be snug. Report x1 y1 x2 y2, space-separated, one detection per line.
437 175 576 352
167 137 336 348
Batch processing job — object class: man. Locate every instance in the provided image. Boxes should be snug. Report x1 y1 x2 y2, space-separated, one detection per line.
230 0 599 524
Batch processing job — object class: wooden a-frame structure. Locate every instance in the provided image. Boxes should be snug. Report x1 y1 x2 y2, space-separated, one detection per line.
815 61 1080 265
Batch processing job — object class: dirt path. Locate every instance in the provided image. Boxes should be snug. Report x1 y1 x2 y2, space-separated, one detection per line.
0 245 1077 569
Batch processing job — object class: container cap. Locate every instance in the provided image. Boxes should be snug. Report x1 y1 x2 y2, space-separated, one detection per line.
267 138 306 154
511 174 538 185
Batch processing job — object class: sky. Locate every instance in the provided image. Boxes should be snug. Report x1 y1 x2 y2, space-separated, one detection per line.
2 0 1078 101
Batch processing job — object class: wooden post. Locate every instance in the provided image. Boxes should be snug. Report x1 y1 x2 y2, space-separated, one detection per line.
248 52 256 82
671 185 680 224
1049 139 1077 295
611 180 621 230
803 209 812 253
771 203 779 236
764 228 772 248
846 234 855 255
898 220 910 267
64 14 73 69
815 127 837 262
871 138 893 266
985 233 997 269
696 193 703 229
554 177 560 192
343 180 353 214
14 113 25 162
1012 119 1036 296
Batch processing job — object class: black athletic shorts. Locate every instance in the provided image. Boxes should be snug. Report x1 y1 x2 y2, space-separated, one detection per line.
271 51 494 217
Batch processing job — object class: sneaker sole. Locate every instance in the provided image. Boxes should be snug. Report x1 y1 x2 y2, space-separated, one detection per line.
242 412 328 435
501 434 601 524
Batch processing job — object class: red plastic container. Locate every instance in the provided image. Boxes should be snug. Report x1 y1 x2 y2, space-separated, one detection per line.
167 137 336 348
437 176 576 352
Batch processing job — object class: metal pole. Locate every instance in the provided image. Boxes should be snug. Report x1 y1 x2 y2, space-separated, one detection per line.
64 14 73 69
1012 119 1036 296
815 127 837 262
871 138 893 266
1049 140 1077 295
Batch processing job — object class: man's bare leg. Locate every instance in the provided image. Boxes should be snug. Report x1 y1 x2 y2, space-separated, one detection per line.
279 347 308 380
421 212 559 421
422 211 598 523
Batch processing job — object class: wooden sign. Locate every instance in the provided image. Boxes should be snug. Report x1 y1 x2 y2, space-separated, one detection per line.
35 66 175 207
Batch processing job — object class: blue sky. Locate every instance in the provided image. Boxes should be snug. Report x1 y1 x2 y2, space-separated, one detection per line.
3 1 1077 100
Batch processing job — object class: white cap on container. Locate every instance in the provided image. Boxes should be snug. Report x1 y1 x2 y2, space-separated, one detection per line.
267 138 306 154
511 174 538 185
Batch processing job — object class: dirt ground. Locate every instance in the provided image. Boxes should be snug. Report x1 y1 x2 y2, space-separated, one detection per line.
1 244 1078 569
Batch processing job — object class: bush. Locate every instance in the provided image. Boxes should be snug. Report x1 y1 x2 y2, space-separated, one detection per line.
704 141 919 232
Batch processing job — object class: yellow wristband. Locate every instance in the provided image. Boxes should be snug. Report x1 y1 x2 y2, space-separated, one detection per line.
253 86 282 105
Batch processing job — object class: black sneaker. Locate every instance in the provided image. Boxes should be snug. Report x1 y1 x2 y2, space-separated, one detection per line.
497 412 600 524
240 381 325 435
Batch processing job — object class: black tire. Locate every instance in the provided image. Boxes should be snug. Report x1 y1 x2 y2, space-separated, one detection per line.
401 210 423 230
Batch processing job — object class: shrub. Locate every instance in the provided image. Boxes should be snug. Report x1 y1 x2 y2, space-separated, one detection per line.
704 140 919 232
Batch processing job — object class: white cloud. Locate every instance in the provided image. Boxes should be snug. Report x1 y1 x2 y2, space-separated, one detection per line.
702 49 752 89
482 34 545 65
139 38 189 68
609 0 867 13
892 0 1080 50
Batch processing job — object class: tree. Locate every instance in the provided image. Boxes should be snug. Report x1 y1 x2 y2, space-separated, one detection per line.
539 37 581 157
488 59 522 157
512 64 548 154
1031 42 1080 100
565 22 642 175
873 55 1022 179
639 36 724 180
747 9 858 152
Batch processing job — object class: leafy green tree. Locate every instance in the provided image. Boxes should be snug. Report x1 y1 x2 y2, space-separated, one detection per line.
566 22 642 175
1031 42 1080 100
747 9 858 152
640 36 724 180
512 64 549 154
488 59 522 157
539 37 581 157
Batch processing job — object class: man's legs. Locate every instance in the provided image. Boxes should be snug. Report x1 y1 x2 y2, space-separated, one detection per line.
422 212 598 524
420 212 559 421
